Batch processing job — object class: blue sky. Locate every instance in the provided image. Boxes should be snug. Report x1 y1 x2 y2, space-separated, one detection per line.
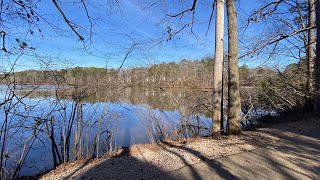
0 0 301 71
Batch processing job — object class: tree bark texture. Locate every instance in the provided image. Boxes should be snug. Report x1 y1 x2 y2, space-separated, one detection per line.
315 0 320 110
226 0 241 134
212 0 225 135
307 0 315 95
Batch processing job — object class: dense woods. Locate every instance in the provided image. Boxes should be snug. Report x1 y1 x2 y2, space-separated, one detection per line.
6 57 313 113
10 59 214 88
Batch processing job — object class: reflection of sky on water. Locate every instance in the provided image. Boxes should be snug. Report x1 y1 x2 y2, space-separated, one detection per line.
0 85 211 176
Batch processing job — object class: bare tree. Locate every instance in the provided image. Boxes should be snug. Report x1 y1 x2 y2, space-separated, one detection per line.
212 0 225 135
241 0 319 113
226 0 241 134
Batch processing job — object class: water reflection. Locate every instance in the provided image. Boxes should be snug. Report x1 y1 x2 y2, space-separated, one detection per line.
22 86 213 116
1 85 212 177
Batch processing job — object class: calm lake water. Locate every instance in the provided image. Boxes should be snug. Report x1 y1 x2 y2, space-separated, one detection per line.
0 85 212 177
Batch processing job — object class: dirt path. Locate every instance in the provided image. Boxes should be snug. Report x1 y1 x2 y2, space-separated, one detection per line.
166 129 320 179
41 117 320 180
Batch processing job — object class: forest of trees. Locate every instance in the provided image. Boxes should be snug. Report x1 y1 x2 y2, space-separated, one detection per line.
7 58 292 88
10 59 215 88
8 57 313 113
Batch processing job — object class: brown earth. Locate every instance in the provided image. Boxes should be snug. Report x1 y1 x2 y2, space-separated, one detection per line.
40 116 320 180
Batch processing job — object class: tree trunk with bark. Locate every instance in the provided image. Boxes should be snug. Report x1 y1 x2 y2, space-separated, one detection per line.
315 0 320 110
226 0 241 134
212 0 225 135
307 0 316 111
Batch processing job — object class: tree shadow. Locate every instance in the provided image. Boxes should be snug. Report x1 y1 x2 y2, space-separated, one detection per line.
160 141 239 180
57 143 239 180
42 117 319 180
60 148 177 180
228 117 320 179
162 117 320 179
217 129 320 179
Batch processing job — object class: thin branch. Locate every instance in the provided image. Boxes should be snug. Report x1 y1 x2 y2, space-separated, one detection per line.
0 0 3 23
52 0 84 41
116 44 136 74
167 22 193 41
80 0 93 42
0 30 7 52
239 25 316 59
248 0 285 21
205 0 216 36
167 0 197 18
147 0 161 9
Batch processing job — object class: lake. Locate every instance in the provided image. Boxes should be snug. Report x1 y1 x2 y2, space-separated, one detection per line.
0 85 213 177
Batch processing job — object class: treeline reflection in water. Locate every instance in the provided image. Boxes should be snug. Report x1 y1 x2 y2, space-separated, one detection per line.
1 85 213 177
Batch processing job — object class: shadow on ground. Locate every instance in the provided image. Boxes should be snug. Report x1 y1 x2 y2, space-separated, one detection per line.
61 149 175 180
44 116 320 180
212 124 320 180
59 145 240 180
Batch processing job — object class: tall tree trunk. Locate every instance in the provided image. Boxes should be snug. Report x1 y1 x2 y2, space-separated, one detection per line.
212 0 225 135
226 0 241 134
315 0 320 110
307 0 316 111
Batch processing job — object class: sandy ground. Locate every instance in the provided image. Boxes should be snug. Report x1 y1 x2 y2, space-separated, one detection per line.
167 128 320 179
40 116 320 180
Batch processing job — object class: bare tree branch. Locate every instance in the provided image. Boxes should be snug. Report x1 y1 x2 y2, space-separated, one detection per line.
167 0 197 18
239 25 316 59
205 0 216 36
116 43 136 73
80 0 93 43
52 0 84 41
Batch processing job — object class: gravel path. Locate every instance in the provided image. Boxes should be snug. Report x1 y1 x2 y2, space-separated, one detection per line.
41 117 320 180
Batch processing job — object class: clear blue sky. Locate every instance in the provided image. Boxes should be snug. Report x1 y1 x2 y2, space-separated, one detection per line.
0 0 299 71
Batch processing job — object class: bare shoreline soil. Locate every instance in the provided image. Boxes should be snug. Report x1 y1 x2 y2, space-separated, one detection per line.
40 117 319 180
